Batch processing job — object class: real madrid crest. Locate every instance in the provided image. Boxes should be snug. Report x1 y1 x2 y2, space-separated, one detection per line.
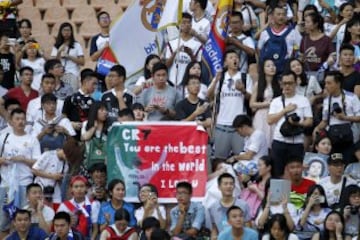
141 0 166 32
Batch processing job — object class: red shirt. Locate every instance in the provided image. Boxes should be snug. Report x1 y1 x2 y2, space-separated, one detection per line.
5 87 38 111
292 178 316 194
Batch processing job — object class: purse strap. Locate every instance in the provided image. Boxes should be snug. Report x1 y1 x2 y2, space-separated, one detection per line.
0 133 9 157
281 95 288 118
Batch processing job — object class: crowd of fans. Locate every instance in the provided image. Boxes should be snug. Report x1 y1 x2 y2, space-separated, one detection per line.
0 0 360 239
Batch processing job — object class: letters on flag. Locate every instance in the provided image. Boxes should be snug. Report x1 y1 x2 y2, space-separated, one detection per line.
106 122 208 202
202 0 233 79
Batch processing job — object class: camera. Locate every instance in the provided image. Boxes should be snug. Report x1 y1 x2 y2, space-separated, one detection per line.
43 186 55 201
288 113 300 122
350 206 359 215
332 102 342 114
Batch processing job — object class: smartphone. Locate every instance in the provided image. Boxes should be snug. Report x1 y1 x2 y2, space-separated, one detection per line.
315 195 325 204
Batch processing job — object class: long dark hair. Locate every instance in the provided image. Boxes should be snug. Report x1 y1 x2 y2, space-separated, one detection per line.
182 61 204 86
85 101 108 134
261 178 271 209
256 156 272 183
143 54 160 79
342 13 360 45
285 58 308 86
54 22 75 49
339 184 360 211
256 59 281 102
268 214 291 240
321 211 345 240
338 2 354 22
305 12 325 33
302 184 329 210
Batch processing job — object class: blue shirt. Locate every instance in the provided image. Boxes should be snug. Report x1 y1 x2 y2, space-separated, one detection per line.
5 226 47 240
97 201 136 226
170 201 205 233
218 227 258 240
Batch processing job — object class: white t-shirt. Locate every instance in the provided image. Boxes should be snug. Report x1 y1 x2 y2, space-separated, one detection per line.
319 176 357 206
33 150 69 203
51 42 84 77
57 197 100 224
241 129 268 163
258 26 302 59
192 16 211 42
26 97 64 125
184 83 208 100
20 58 46 91
262 233 299 240
23 204 55 224
296 75 322 98
0 133 41 186
214 71 252 126
135 205 166 223
322 92 360 126
230 33 255 73
269 94 313 144
165 37 202 86
31 115 76 138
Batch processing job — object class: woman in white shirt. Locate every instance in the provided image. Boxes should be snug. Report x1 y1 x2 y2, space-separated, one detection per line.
262 214 299 240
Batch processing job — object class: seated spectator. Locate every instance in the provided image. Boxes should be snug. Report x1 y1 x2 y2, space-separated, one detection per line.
99 208 138 240
262 214 299 240
311 211 346 240
44 59 73 101
118 108 135 122
313 130 332 156
5 209 47 240
87 163 107 203
32 138 81 210
240 156 272 219
1 66 38 111
208 173 252 240
344 141 360 184
150 228 171 240
101 64 134 124
139 217 160 240
218 206 258 240
135 184 166 229
175 74 211 128
23 183 55 233
181 61 208 99
286 157 316 210
31 93 76 152
26 73 64 127
0 98 21 134
57 175 100 239
227 114 268 165
132 103 146 121
339 185 360 239
297 185 332 239
98 179 136 231
138 62 179 121
319 153 357 208
48 211 85 240
170 181 205 238
133 54 160 96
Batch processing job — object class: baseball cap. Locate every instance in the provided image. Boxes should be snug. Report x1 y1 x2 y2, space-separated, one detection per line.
328 153 344 165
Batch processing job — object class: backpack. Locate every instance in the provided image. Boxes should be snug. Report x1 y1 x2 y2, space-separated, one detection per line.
84 136 106 170
259 26 293 74
38 116 67 153
105 226 136 240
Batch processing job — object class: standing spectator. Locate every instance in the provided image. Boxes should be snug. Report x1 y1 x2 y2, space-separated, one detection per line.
258 5 301 74
165 12 202 87
138 62 179 121
44 59 73 101
51 22 85 91
339 44 360 97
319 153 357 207
182 61 208 99
0 33 16 89
90 11 111 91
16 40 45 91
189 0 210 44
314 71 360 162
101 65 134 124
0 0 23 38
267 71 313 178
0 108 41 238
218 206 258 240
233 0 258 36
250 59 281 149
5 209 47 240
170 182 205 238
62 70 97 139
342 15 360 71
208 173 252 239
1 66 38 111
207 49 252 159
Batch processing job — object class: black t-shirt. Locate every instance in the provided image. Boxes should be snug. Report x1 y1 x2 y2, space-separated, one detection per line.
62 90 94 122
343 71 360 93
101 89 134 123
175 98 211 121
0 52 15 89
